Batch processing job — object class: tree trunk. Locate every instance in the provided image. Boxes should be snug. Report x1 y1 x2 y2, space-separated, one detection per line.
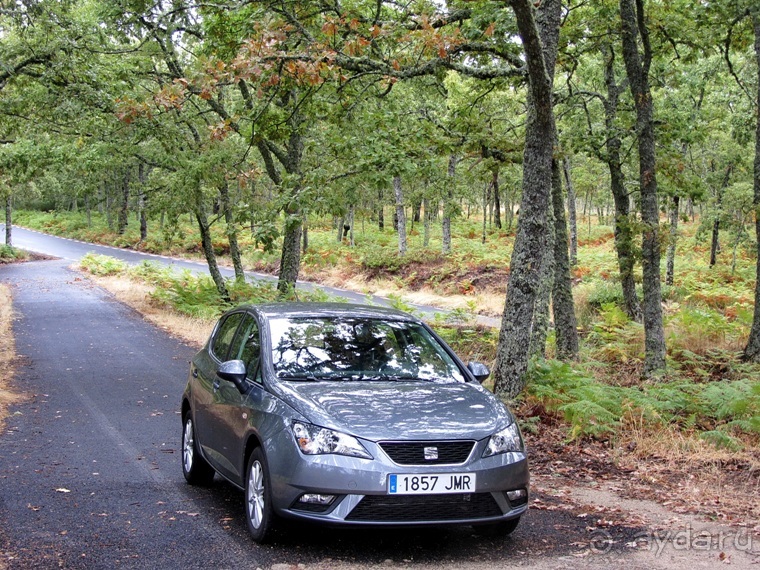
138 163 148 242
709 217 720 267
530 184 555 360
423 196 431 247
105 182 113 231
493 0 556 398
195 209 230 302
302 216 309 253
393 176 407 256
117 168 130 235
413 199 422 224
563 157 578 266
4 194 11 248
493 167 502 230
506 192 515 231
482 182 488 244
220 181 244 282
710 164 732 267
743 8 760 362
665 195 679 286
552 156 580 360
620 0 665 375
442 154 457 255
278 213 302 295
603 43 642 322
378 189 385 230
250 92 305 295
349 205 355 247
525 0 577 362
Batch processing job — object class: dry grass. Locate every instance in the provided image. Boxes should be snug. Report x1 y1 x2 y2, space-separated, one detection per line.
309 269 506 317
88 275 212 348
615 425 760 531
0 284 21 434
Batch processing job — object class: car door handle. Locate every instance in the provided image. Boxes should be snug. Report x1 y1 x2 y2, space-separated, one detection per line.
213 380 220 391
192 368 198 378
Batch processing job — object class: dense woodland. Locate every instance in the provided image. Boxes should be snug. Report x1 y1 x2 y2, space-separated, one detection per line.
1 0 760 405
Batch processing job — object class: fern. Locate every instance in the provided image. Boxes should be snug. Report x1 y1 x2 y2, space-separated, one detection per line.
79 253 128 276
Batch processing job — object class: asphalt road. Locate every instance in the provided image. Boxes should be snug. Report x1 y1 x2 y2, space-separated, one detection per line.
1 225 493 325
0 259 651 569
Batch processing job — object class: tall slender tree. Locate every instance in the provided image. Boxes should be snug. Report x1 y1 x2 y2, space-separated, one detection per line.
618 0 666 376
493 0 557 398
743 6 760 361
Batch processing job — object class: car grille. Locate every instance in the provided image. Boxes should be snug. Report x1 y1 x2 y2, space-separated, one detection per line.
379 441 475 465
345 493 502 522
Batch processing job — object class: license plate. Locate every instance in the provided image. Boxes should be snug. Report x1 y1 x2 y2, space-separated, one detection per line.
388 473 476 495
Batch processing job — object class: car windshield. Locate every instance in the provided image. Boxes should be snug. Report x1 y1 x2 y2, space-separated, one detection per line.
268 317 466 383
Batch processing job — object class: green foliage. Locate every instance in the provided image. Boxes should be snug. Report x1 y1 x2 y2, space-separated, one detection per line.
0 245 26 262
586 282 629 309
526 359 626 439
360 245 405 272
385 293 421 317
79 253 128 276
127 261 176 287
584 303 644 364
78 253 341 319
152 273 227 319
435 323 499 366
525 359 760 445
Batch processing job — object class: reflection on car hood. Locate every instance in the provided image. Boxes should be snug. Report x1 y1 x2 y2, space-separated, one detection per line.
277 381 512 441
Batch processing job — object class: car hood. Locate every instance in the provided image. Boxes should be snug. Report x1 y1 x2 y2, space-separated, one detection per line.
275 380 513 441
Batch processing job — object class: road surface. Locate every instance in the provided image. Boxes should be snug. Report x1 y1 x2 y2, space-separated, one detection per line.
0 259 654 569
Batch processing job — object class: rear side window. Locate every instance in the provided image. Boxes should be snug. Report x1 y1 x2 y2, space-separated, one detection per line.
211 313 244 361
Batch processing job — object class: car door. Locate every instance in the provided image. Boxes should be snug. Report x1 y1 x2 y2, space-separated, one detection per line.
193 311 245 470
206 312 262 483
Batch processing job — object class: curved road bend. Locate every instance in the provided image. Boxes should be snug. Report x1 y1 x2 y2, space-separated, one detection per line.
1 225 501 327
0 260 647 569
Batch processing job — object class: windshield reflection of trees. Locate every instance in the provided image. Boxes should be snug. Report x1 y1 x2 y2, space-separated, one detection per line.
269 318 464 382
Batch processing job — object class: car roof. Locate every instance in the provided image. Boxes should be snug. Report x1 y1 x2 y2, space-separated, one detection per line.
238 302 421 323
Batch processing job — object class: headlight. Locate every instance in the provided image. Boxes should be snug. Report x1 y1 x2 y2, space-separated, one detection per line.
292 422 372 459
483 422 524 457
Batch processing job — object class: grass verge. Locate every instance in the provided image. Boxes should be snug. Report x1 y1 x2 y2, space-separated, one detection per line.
0 284 21 434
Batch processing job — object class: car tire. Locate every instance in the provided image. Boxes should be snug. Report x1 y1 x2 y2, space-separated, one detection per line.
473 516 520 538
245 447 277 543
181 414 215 485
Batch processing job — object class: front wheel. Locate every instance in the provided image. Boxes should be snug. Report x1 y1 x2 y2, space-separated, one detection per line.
245 448 277 543
473 516 520 538
181 414 215 485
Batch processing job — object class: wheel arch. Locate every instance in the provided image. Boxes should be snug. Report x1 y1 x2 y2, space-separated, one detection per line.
181 398 192 422
243 433 264 475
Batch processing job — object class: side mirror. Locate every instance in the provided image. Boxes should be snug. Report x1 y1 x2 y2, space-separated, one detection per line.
467 361 490 383
217 359 248 393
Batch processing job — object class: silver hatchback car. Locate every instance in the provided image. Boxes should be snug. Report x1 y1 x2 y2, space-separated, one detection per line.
181 303 529 542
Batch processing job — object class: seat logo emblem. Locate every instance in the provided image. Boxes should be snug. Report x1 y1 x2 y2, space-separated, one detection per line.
424 447 438 461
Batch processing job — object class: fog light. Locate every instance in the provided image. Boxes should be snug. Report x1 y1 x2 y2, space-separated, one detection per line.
298 494 335 505
507 489 528 505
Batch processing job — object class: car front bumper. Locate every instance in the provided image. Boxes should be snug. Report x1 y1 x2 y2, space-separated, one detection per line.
265 433 530 526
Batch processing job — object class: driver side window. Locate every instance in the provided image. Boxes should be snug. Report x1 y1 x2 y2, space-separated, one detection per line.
230 315 262 383
211 313 244 361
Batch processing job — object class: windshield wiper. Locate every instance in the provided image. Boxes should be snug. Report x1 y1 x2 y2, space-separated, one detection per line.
277 374 321 382
362 374 418 382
